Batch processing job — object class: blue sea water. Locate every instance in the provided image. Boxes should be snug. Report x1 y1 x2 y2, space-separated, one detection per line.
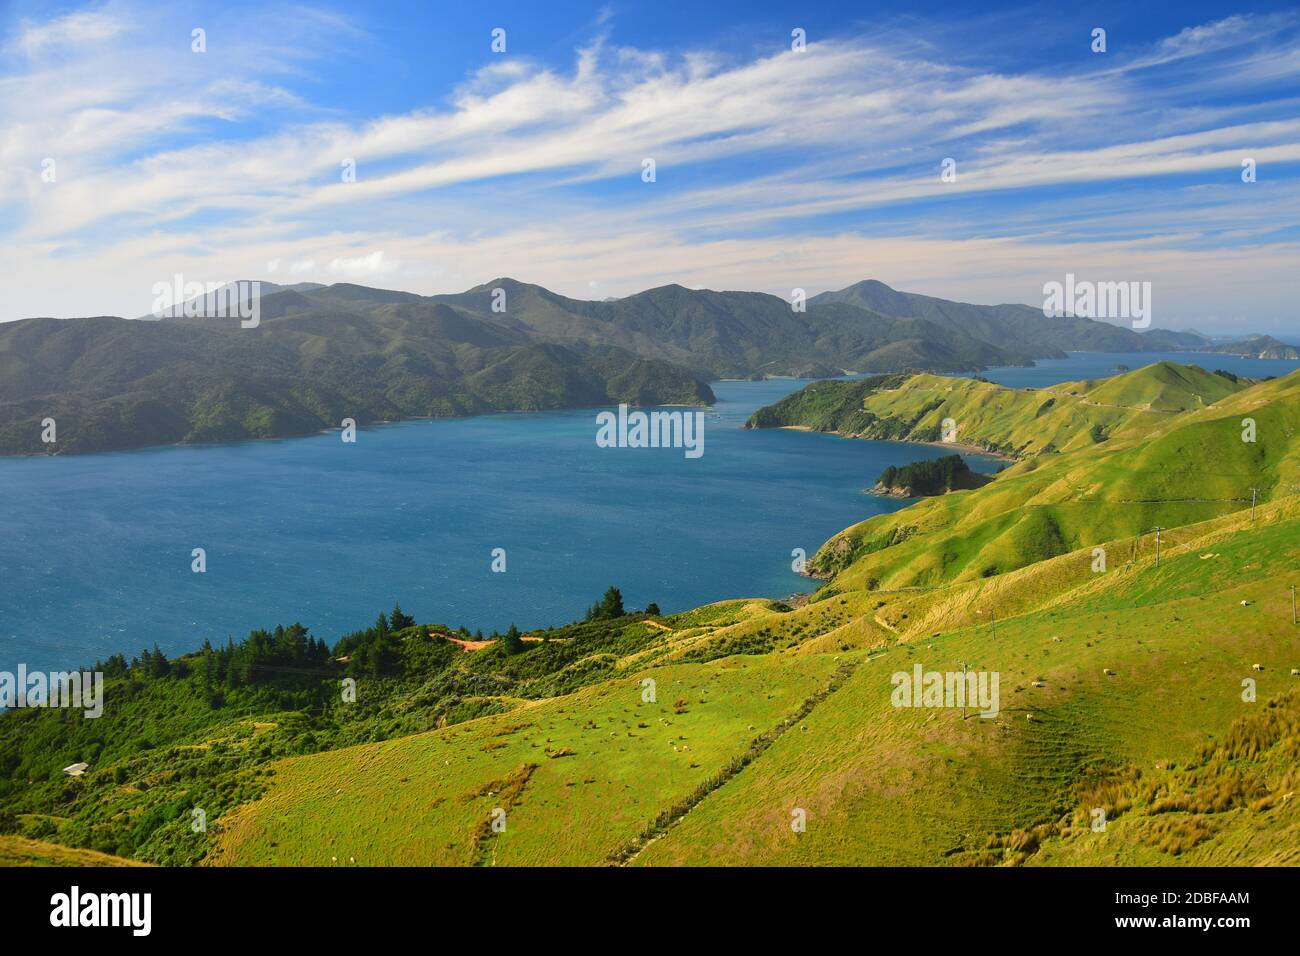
2 351 1295 673
1 378 998 672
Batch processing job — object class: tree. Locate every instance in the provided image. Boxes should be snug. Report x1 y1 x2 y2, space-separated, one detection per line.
501 624 525 655
390 603 415 631
645 602 660 616
149 644 170 678
586 586 625 621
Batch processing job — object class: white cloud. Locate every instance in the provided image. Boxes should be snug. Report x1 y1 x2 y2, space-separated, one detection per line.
326 250 403 279
1 6 1298 334
8 8 128 57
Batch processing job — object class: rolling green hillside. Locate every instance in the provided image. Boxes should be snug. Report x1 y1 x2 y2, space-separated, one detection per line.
748 362 1246 457
0 836 148 867
635 503 1300 865
804 365 1298 588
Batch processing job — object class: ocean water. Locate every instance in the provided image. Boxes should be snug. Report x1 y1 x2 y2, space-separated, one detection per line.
3 351 1294 673
0 378 999 672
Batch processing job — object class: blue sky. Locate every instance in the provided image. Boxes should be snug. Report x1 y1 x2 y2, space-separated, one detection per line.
2 0 1299 334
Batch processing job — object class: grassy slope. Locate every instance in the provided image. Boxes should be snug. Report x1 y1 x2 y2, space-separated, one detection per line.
749 362 1244 455
212 655 837 866
860 362 1241 454
636 502 1300 864
0 836 147 867
808 365 1298 587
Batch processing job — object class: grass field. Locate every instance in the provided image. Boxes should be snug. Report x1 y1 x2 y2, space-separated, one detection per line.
0 836 148 867
212 655 839 865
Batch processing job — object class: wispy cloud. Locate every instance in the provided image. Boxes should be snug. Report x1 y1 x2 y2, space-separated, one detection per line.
2 3 1298 333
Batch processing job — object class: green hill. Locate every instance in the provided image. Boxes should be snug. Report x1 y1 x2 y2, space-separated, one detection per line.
804 365 1297 588
635 503 1300 865
1197 335 1300 360
0 306 713 456
432 279 1030 379
748 362 1246 457
0 836 148 867
809 279 1206 355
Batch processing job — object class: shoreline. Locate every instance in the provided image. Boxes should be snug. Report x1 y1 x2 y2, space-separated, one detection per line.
0 398 717 461
777 426 1017 462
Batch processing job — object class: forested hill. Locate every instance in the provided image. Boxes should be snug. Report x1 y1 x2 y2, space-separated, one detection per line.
0 306 713 456
3 274 1240 457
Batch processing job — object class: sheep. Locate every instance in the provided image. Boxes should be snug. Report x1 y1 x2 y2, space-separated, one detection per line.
1252 663 1264 671
1103 668 1116 676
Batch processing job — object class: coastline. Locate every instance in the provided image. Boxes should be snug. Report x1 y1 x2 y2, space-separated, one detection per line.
0 397 717 461
777 425 1017 462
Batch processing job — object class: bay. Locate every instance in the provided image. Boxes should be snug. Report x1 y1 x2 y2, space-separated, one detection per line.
0 378 997 672
4 350 1294 673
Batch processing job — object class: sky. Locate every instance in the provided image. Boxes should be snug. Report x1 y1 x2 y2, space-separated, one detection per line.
1 0 1298 334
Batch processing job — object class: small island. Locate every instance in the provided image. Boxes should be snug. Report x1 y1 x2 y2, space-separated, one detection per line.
869 454 991 498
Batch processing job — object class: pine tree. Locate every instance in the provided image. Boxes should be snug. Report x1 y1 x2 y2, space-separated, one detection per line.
501 624 525 655
586 585 625 621
391 603 415 631
600 586 624 618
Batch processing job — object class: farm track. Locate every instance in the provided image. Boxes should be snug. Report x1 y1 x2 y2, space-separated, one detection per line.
608 657 862 866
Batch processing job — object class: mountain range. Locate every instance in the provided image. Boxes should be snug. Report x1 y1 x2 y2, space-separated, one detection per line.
1194 334 1300 360
0 277 1259 455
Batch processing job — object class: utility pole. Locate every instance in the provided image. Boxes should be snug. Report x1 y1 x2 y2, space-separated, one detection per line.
1153 526 1163 567
1292 584 1297 626
1251 487 1258 526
